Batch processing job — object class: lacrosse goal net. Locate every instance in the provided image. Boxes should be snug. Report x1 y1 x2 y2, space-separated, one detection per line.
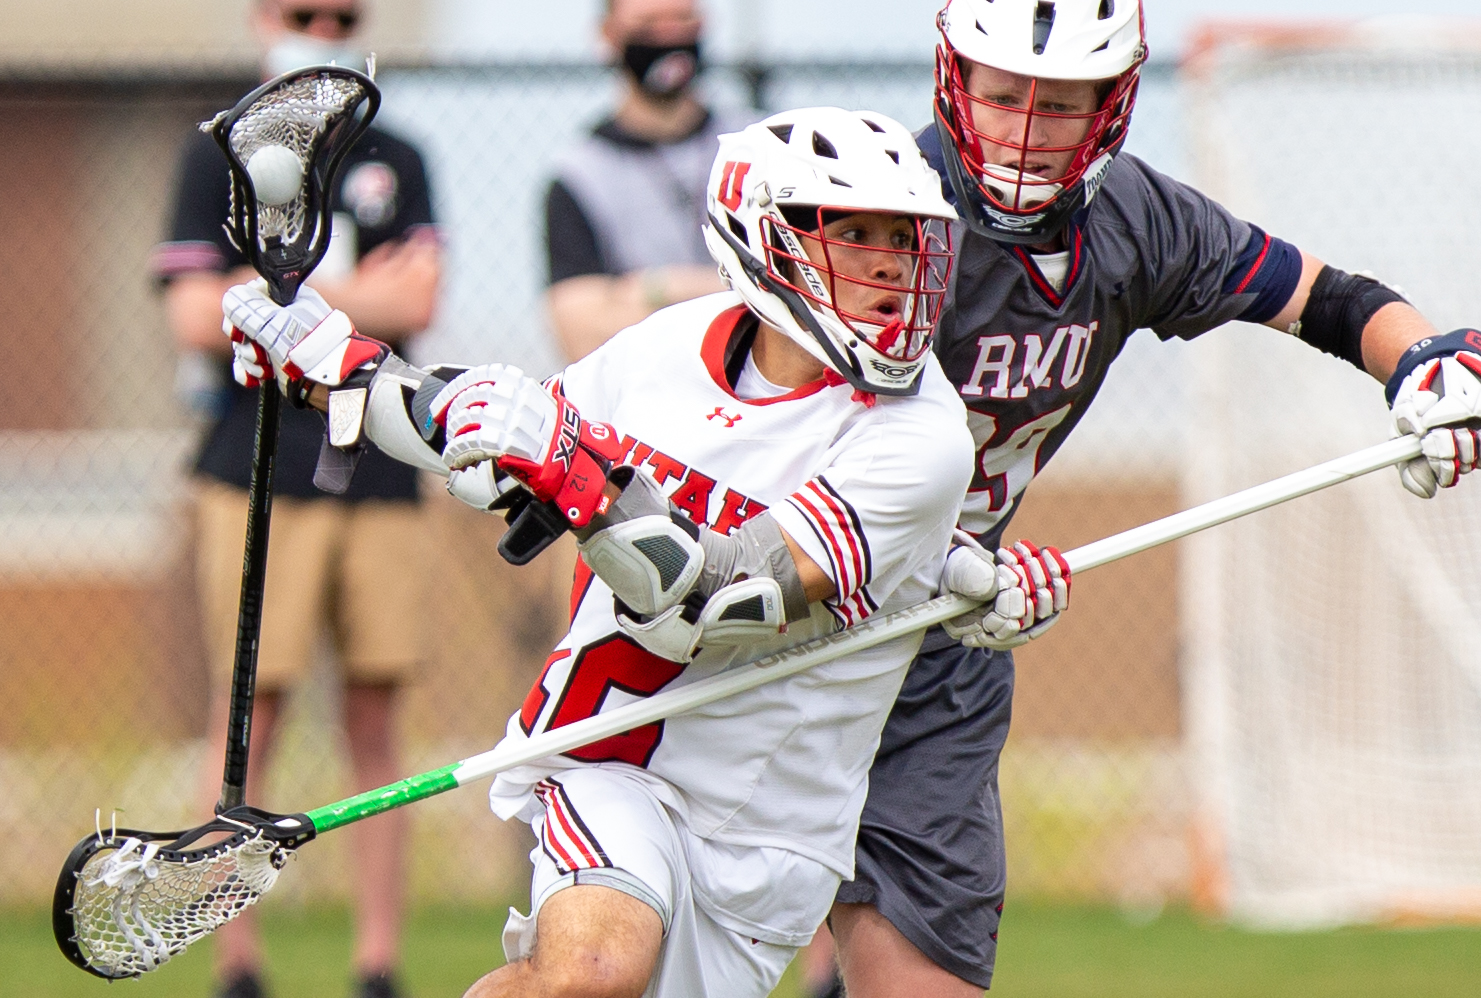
1179 18 1481 927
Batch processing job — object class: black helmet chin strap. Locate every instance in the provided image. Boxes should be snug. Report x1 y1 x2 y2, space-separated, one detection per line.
708 213 924 398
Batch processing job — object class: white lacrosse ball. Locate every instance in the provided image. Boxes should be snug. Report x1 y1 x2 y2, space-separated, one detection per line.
245 144 303 206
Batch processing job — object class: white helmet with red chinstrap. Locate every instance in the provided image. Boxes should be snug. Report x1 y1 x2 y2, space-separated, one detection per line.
703 107 957 397
934 0 1147 244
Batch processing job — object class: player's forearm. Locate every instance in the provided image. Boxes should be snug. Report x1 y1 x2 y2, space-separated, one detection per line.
1359 303 1440 382
1265 251 1432 381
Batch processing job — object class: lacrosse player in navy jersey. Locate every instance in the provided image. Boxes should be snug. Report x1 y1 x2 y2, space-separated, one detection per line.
824 3 1481 996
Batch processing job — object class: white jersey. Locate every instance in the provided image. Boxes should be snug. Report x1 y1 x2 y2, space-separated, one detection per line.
489 292 972 877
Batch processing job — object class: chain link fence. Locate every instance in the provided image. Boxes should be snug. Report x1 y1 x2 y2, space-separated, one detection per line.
0 58 1214 914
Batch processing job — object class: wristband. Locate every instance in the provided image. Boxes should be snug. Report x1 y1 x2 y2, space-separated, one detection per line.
1384 328 1481 405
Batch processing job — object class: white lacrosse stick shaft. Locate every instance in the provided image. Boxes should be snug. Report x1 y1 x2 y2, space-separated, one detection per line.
418 434 1423 789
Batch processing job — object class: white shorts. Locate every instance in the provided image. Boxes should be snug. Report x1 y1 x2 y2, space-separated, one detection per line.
501 766 839 998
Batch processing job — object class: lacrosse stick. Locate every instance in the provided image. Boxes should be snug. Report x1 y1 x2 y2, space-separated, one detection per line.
206 65 379 816
54 434 1421 978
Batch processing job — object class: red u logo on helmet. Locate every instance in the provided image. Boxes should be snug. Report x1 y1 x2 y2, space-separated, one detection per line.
718 161 750 211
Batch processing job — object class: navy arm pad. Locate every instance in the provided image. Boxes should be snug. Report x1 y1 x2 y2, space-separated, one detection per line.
1296 265 1406 371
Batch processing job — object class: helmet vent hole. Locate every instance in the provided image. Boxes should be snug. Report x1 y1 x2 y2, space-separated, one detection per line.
1092 40 1109 52
1032 2 1056 54
812 131 839 159
768 123 794 143
828 175 853 188
1097 0 1114 19
975 19 989 36
862 118 886 133
726 213 750 247
884 149 900 164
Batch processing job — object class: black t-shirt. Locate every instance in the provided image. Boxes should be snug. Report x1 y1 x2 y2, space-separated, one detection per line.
157 126 434 501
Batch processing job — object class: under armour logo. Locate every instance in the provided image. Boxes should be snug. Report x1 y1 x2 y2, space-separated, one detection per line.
707 407 742 428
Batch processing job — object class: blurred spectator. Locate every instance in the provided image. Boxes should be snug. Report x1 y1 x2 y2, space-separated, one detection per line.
150 3 440 998
543 0 754 361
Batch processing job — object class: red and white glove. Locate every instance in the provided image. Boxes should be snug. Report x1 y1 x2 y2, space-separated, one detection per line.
221 279 387 392
430 365 624 528
941 532 1070 649
228 326 273 388
1388 329 1481 499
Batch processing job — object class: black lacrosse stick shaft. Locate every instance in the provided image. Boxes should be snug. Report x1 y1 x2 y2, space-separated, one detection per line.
210 66 380 813
219 381 281 812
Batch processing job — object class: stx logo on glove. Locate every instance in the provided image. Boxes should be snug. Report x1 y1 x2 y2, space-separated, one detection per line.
551 404 583 474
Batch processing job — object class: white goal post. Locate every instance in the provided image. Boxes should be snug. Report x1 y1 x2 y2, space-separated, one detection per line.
1181 18 1481 928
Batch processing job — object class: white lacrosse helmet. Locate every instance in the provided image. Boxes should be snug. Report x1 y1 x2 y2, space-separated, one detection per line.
703 108 957 397
934 0 1146 243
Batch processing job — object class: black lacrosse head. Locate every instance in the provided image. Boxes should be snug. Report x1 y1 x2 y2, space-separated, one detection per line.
54 807 316 979
209 64 380 306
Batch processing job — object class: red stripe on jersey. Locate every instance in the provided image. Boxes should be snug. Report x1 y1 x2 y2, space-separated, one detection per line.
548 792 601 868
1013 245 1063 307
844 591 874 624
701 306 830 405
790 490 854 597
534 782 583 872
1233 233 1272 296
805 481 866 593
536 780 605 872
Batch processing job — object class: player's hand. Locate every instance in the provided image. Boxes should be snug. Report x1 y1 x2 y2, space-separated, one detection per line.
445 461 525 513
228 325 273 388
430 365 624 528
222 280 388 390
223 279 332 371
941 533 1069 649
1388 329 1481 498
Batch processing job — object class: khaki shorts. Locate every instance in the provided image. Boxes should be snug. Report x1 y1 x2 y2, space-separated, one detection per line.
195 479 430 691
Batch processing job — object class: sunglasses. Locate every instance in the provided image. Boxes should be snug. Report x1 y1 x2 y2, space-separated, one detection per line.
282 6 361 33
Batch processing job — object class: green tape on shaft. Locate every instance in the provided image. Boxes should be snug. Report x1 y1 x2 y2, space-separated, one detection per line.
306 764 461 834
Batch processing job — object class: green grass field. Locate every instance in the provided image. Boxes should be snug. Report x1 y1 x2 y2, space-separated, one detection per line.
7 902 1478 998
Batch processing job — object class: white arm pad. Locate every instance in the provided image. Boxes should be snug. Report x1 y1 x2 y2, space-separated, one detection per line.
359 356 461 475
616 576 788 663
577 467 809 662
577 470 705 617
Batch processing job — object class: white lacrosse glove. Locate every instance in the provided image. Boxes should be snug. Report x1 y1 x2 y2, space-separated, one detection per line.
941 532 1070 649
222 279 387 392
1387 329 1481 498
430 365 558 472
431 365 623 529
445 461 526 512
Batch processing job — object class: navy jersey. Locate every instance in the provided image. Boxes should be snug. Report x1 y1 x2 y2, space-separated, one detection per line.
918 130 1303 549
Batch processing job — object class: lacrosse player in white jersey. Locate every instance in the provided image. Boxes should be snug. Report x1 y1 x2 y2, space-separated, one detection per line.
217 106 1056 998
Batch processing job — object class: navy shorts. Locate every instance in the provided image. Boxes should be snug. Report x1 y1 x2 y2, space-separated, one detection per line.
836 638 1013 990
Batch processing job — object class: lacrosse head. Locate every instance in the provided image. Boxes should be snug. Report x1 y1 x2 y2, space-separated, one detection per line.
53 807 315 979
207 64 380 306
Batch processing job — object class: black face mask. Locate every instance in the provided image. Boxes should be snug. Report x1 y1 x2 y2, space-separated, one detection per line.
622 41 701 98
